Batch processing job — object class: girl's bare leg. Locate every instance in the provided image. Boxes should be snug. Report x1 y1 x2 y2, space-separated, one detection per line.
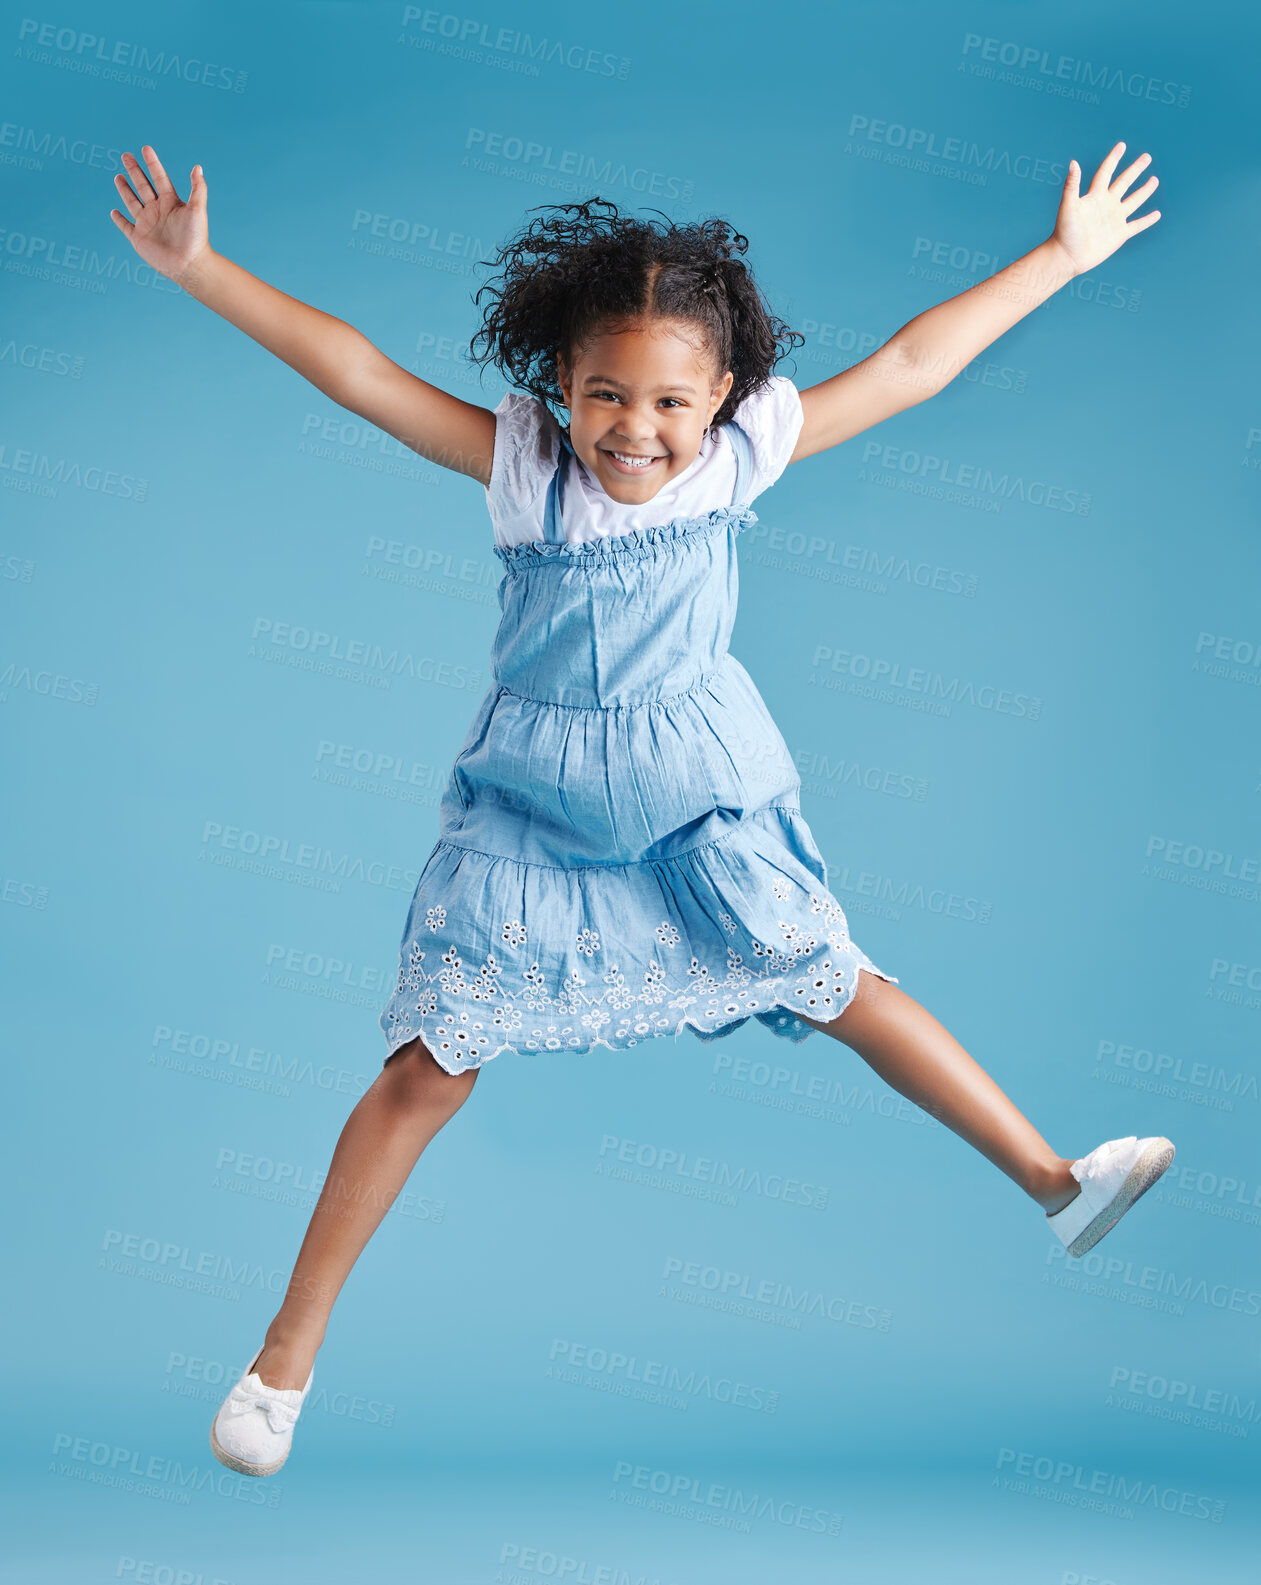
249 1038 478 1389
801 971 1081 1214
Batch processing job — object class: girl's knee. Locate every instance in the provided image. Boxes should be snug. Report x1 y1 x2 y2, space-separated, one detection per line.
382 1037 479 1111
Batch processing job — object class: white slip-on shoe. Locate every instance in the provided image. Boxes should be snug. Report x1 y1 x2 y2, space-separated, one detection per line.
210 1345 314 1477
1046 1135 1176 1258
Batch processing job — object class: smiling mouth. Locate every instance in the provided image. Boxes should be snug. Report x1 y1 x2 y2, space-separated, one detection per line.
602 449 667 472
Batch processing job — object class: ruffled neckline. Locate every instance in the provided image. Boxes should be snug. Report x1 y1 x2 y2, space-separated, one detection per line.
493 504 757 568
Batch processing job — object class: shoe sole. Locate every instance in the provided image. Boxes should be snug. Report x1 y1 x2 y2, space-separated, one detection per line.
1066 1137 1176 1258
209 1418 290 1477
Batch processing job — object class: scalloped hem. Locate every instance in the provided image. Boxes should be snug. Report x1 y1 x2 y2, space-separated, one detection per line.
377 803 900 1076
381 963 899 1077
493 504 756 568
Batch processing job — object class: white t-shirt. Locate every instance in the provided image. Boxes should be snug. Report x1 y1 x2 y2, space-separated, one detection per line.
483 374 805 549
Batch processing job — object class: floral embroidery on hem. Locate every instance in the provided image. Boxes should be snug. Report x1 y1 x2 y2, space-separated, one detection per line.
381 917 895 1074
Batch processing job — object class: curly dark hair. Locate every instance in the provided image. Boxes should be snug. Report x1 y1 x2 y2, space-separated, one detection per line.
467 198 803 430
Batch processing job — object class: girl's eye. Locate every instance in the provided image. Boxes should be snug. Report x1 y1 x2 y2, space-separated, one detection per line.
590 393 682 409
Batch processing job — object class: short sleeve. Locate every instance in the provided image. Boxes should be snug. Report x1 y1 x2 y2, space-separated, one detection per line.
731 374 804 502
484 390 562 546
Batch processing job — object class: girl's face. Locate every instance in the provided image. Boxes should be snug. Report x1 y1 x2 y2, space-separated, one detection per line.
557 319 734 504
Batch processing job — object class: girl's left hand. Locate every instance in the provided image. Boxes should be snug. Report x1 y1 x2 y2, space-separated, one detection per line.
1050 143 1161 276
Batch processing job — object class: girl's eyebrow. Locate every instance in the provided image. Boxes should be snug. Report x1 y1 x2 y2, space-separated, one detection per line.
581 374 697 394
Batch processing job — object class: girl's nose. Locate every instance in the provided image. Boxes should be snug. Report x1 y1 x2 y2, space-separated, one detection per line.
613 415 656 440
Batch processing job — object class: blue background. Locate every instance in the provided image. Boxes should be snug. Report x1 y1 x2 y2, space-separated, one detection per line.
3 0 1258 1579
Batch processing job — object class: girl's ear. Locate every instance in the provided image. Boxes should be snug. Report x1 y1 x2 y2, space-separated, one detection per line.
710 369 734 419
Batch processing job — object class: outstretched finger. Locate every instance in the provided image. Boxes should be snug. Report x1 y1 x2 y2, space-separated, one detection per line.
1124 209 1161 233
120 149 158 203
108 207 135 236
112 171 144 221
1061 158 1081 200
140 143 178 199
1088 141 1126 193
1110 150 1152 196
1121 174 1159 214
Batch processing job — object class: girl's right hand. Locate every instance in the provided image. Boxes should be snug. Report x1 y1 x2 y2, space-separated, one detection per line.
109 144 209 283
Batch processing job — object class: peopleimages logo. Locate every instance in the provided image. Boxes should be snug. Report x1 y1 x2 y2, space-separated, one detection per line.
496 1542 683 1584
661 1256 892 1332
50 1432 278 1508
846 115 1066 185
462 128 693 202
163 1351 397 1428
1046 1243 1261 1315
909 234 1141 313
597 1135 829 1209
1193 631 1261 677
809 646 1042 722
747 521 980 598
116 1558 237 1585
710 1051 942 1128
1144 834 1261 899
100 1229 287 1298
0 223 179 293
960 34 1192 108
0 440 148 499
248 617 483 691
609 1460 843 1536
994 1448 1224 1522
547 1338 779 1414
348 209 487 259
15 19 249 92
199 821 420 893
0 662 98 705
860 440 1090 513
399 8 630 80
1093 1037 1258 1110
1108 1365 1261 1435
794 750 931 802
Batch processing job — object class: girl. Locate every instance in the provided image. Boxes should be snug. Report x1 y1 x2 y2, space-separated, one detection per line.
109 141 1173 1478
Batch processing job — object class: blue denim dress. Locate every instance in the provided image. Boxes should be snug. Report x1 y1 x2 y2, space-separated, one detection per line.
379 416 897 1073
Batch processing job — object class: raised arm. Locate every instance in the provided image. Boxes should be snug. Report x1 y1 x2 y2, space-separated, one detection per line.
790 142 1161 462
109 145 495 487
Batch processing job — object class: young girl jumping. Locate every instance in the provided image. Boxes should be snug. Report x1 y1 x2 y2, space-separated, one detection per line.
109 140 1173 1478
